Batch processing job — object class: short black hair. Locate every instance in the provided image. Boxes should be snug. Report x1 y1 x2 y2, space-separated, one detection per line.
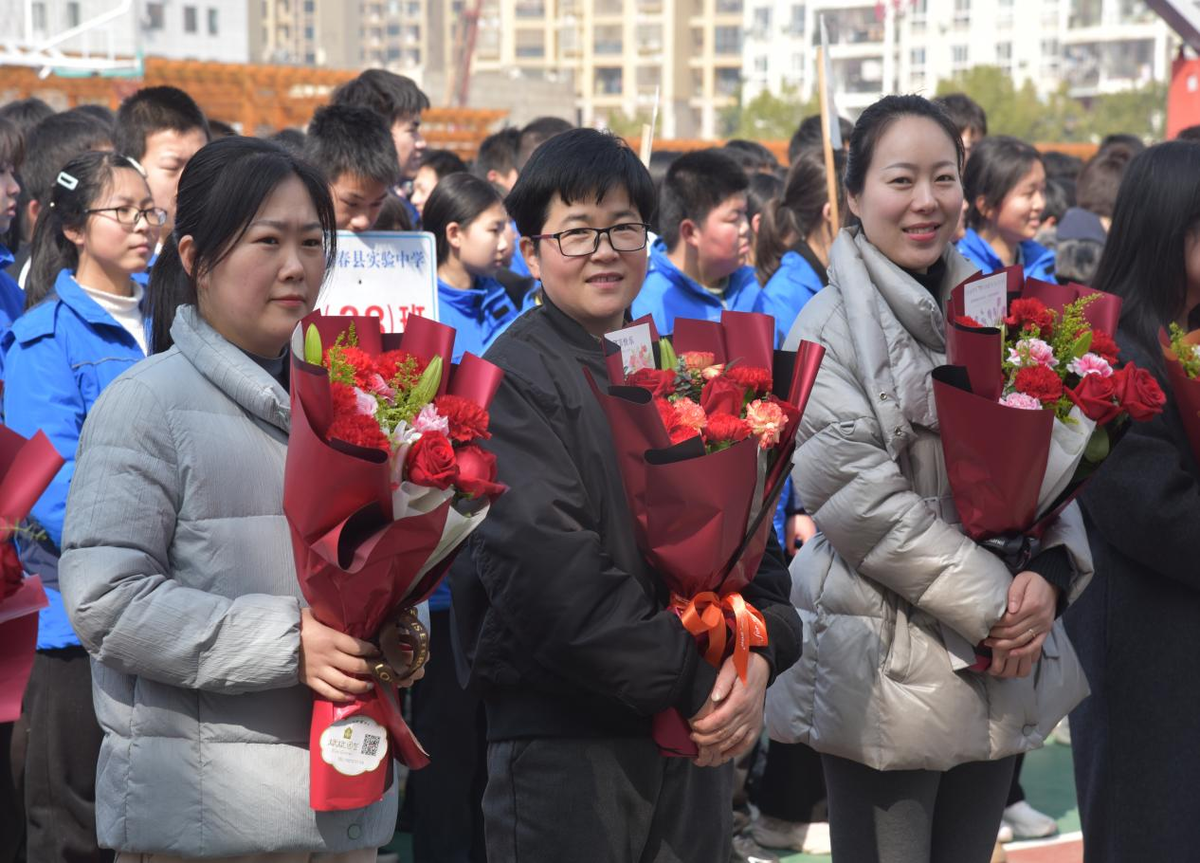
71 103 116 131
331 69 430 125
0 116 25 172
1098 133 1145 156
933 92 988 137
424 172 504 264
963 135 1043 229
1076 145 1135 219
657 149 749 250
114 85 210 160
0 98 55 141
208 119 237 138
268 127 306 156
420 149 468 181
723 139 780 174
505 127 655 240
1042 176 1074 224
473 128 520 180
517 116 574 169
788 114 853 164
1177 124 1200 143
304 104 400 187
22 110 113 204
1041 150 1084 181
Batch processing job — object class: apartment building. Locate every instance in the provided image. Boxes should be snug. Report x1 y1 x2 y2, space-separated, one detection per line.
250 0 428 70
743 0 1174 115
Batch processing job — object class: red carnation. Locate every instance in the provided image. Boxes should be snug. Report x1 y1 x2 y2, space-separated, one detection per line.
704 412 751 445
627 367 677 397
724 365 773 394
328 411 390 452
1067 374 1123 425
406 431 459 489
434 394 491 442
1089 330 1120 364
1013 364 1064 404
1113 364 1166 422
375 349 427 386
955 315 986 328
1 542 23 601
455 444 506 500
700 375 746 417
1006 298 1055 337
329 345 381 389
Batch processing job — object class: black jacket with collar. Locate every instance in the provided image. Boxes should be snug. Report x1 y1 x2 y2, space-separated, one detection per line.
451 296 802 741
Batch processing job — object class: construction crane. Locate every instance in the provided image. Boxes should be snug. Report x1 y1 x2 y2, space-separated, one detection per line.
445 0 484 107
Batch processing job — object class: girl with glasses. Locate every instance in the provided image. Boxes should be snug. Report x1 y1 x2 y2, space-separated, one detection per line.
2 149 158 862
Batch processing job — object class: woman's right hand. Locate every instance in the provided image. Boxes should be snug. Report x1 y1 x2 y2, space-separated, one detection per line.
298 608 380 702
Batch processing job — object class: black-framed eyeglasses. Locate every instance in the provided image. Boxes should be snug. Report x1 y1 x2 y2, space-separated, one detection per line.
529 222 650 257
86 206 168 227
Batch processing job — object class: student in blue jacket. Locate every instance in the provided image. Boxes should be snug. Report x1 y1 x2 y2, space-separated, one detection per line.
427 172 520 363
2 149 161 862
957 135 1055 282
0 118 24 381
632 149 760 334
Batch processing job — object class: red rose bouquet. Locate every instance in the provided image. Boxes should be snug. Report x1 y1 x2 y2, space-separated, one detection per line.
0 425 63 722
1161 324 1200 465
586 310 824 756
936 268 1163 669
284 312 505 811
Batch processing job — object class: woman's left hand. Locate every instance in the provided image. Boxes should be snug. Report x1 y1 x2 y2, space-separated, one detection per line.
983 570 1059 672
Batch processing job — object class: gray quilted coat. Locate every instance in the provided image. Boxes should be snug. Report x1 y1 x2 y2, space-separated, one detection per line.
59 306 398 855
764 229 1093 771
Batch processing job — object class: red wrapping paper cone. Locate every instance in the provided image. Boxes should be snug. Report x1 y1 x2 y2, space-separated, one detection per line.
1161 328 1200 465
931 367 1053 540
945 320 1004 403
0 575 49 723
674 318 728 362
0 427 64 526
718 311 775 371
397 314 456 395
1024 279 1122 336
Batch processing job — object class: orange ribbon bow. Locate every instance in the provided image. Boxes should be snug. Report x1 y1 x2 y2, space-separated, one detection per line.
673 591 768 682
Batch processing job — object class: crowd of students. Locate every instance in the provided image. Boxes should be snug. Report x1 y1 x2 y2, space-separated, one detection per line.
0 69 1197 863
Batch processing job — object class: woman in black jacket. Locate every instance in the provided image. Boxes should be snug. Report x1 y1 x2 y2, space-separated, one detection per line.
1066 140 1200 861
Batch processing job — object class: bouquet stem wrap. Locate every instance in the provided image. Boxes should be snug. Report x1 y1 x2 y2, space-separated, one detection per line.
591 311 824 757
284 312 504 810
0 426 62 722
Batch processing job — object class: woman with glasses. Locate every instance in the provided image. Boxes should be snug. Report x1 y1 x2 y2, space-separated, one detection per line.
2 150 161 862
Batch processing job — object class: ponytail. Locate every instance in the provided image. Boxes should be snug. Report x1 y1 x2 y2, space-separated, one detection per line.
754 150 842 286
146 235 191 355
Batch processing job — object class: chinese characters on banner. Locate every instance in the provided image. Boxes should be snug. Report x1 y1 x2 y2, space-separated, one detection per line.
318 231 439 333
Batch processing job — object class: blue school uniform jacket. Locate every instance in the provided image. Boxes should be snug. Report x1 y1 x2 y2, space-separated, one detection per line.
432 275 519 611
2 269 148 649
753 251 825 348
632 240 761 335
0 245 24 382
957 227 1056 282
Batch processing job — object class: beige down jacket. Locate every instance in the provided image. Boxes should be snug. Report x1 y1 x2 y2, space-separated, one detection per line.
764 229 1093 771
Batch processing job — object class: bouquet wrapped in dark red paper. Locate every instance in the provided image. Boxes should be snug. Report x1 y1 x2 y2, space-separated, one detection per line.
284 311 505 811
1161 325 1200 465
586 310 824 756
0 424 63 722
936 267 1164 669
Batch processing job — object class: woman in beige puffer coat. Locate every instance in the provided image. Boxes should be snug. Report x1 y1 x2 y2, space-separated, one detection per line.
764 95 1092 863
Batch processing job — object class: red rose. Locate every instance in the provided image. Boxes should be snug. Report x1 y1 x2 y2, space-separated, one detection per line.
1013 365 1064 404
434 394 491 442
1088 329 1120 364
704 412 751 445
700 375 746 416
1113 364 1166 422
455 444 506 500
1067 373 1123 425
627 367 677 397
1 543 23 601
406 431 459 489
724 365 773 394
1006 298 1055 337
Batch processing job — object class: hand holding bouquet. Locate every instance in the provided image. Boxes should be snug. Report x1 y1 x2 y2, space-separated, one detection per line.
284 312 505 810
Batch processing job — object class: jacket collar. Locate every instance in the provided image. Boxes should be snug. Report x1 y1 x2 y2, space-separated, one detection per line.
169 305 291 433
959 228 1051 276
52 268 146 331
437 275 509 315
0 244 12 269
539 293 608 356
648 239 756 306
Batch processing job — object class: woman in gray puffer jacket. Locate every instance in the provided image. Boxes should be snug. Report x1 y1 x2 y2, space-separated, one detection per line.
764 96 1093 863
59 137 408 860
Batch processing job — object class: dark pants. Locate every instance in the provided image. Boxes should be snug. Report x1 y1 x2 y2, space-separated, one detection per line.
1 721 23 863
406 609 487 863
752 740 826 823
1006 754 1025 807
821 752 1016 863
483 737 732 863
22 648 112 863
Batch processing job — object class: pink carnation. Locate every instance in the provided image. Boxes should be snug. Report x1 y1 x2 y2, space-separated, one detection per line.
672 397 708 432
745 399 787 449
999 392 1044 411
1008 338 1059 369
1067 352 1114 379
413 403 450 435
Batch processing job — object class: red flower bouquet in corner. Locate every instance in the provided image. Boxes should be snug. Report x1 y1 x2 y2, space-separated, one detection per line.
936 267 1163 669
1161 324 1200 465
586 310 825 757
0 425 64 723
284 312 505 811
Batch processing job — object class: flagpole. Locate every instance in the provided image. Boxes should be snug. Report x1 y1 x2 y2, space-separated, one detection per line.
816 42 841 229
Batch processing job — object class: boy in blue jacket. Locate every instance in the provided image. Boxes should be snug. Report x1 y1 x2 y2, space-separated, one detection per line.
632 149 760 334
304 103 401 233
